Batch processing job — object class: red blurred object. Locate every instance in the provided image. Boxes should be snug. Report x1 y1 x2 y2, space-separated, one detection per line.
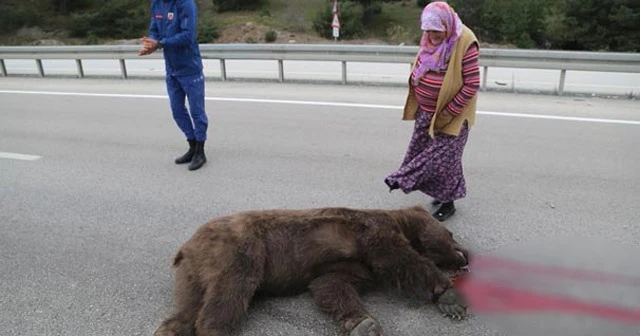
453 255 640 325
474 255 640 287
451 269 470 287
457 279 640 325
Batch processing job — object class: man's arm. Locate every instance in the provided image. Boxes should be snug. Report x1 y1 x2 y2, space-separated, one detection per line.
161 0 198 48
139 2 160 56
148 6 160 41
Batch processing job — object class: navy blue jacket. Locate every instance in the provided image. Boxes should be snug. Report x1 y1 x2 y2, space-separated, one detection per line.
148 0 203 77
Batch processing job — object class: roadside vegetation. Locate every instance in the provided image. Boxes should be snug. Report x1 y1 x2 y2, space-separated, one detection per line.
0 0 637 52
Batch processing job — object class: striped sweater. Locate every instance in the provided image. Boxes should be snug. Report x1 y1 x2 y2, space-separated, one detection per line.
410 43 480 115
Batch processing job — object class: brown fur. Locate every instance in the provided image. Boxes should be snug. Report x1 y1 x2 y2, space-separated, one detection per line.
154 205 470 336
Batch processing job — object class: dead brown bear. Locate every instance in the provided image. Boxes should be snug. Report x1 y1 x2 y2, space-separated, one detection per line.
154 205 470 336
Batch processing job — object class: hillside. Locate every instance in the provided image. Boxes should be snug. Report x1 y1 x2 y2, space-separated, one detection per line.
0 0 424 46
0 0 637 52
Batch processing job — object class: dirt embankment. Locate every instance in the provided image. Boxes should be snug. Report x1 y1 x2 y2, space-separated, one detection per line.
4 23 514 48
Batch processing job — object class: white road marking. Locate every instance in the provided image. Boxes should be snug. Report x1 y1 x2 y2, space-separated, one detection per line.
478 111 640 125
1 90 639 126
0 152 41 161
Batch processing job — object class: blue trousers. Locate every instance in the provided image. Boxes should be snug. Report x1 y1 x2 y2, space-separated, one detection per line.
166 72 208 141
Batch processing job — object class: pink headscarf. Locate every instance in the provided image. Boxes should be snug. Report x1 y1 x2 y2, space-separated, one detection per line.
413 2 463 79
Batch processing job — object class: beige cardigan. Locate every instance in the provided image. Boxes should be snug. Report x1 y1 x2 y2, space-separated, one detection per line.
402 25 479 138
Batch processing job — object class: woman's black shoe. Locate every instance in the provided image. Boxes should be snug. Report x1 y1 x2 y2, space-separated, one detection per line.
384 179 399 192
433 201 456 222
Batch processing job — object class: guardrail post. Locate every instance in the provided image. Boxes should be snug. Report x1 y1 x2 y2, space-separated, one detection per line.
341 61 347 85
0 59 6 76
36 59 45 77
76 59 84 78
558 69 566 95
278 59 284 83
482 66 488 91
220 59 227 81
119 59 128 79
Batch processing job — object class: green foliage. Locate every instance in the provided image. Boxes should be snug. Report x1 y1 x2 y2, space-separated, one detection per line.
198 17 220 43
416 0 429 8
0 7 44 32
68 0 147 39
362 1 382 25
542 0 569 48
85 33 99 45
313 1 365 39
265 29 278 42
213 0 267 12
446 0 484 38
312 0 390 39
446 0 639 51
52 0 95 14
344 0 384 26
260 9 271 17
558 0 640 51
478 0 546 48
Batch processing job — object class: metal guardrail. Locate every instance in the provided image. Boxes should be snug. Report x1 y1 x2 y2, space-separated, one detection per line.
1 44 639 94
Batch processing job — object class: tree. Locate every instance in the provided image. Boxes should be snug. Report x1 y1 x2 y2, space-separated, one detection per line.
52 0 93 14
480 0 547 48
313 1 365 39
447 0 486 41
560 0 639 51
68 0 147 38
212 0 266 12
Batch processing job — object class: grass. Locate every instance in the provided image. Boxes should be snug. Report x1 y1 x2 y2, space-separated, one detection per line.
268 0 326 22
369 1 422 44
207 0 325 33
262 0 326 33
216 11 280 27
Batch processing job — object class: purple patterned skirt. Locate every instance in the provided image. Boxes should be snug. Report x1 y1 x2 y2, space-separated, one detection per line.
384 110 470 202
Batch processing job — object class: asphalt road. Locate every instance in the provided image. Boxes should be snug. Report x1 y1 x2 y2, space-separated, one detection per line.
3 58 640 96
1 77 639 336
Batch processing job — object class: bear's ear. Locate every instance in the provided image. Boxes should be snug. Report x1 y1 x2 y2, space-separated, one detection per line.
172 250 185 267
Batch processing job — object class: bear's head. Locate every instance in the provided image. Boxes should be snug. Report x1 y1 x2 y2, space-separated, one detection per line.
400 205 470 272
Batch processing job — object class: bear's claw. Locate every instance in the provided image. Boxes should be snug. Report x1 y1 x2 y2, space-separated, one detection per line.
437 288 468 320
349 316 382 336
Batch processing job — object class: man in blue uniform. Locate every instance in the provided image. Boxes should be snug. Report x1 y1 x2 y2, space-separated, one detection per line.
139 0 208 171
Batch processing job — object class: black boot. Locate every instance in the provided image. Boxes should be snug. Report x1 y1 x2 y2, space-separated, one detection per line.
433 201 456 222
384 178 399 192
175 139 196 164
188 141 207 171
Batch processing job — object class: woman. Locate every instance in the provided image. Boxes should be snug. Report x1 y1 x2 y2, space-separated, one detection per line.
384 1 480 222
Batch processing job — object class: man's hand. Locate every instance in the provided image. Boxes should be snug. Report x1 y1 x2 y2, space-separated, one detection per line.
138 36 159 56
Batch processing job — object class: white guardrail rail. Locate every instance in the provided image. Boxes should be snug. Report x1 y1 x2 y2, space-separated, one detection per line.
1 44 639 94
